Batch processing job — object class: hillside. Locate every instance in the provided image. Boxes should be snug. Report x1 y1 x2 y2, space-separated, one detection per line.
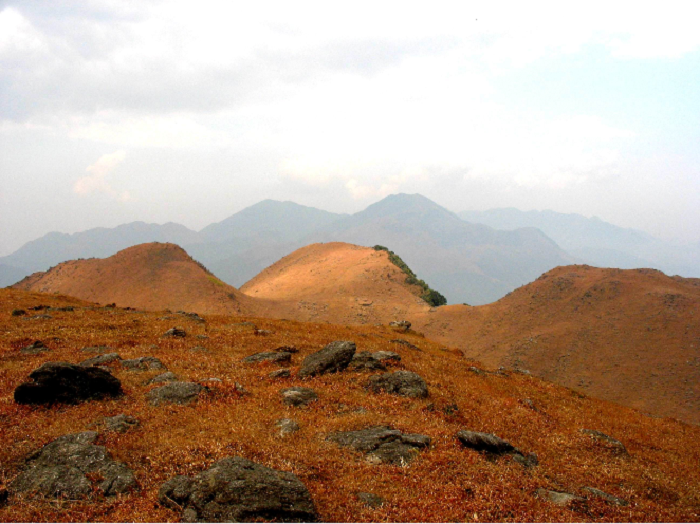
414 265 700 425
1 287 699 522
11 243 259 316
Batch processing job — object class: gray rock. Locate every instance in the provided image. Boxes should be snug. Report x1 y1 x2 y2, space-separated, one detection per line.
298 340 356 378
356 492 384 508
242 351 292 364
328 426 430 466
389 320 411 332
280 387 318 407
147 381 204 406
9 432 137 499
14 362 122 405
146 372 179 385
468 366 486 376
20 340 50 355
390 339 420 351
79 353 121 367
121 356 167 371
535 488 583 506
581 429 628 454
513 452 539 468
158 457 317 522
366 371 428 398
348 351 387 371
274 345 298 353
27 314 52 320
103 414 140 433
12 309 26 316
582 486 629 506
80 345 113 353
276 418 300 437
373 351 401 362
456 430 517 454
269 369 291 379
163 327 186 338
189 345 209 352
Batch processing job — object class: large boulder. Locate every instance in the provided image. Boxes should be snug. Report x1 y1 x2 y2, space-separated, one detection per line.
366 371 428 398
9 432 137 499
298 341 356 378
328 426 431 466
14 362 122 405
158 457 317 522
147 382 204 406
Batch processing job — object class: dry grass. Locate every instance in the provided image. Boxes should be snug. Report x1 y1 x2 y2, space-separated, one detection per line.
1 288 699 522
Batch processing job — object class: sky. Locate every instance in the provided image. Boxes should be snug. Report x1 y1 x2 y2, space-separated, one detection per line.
1 0 699 256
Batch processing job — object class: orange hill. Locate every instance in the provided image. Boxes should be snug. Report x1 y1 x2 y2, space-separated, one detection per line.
12 243 262 316
414 265 700 425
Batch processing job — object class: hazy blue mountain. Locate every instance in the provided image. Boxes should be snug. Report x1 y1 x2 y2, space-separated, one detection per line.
459 208 700 278
0 263 30 287
0 222 202 285
303 194 577 305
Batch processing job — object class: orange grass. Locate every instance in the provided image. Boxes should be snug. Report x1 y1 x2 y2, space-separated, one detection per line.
1 288 699 522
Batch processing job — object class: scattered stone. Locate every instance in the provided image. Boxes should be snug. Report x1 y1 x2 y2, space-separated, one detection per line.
195 335 209 340
298 341 356 378
177 311 205 323
9 432 137 498
12 309 26 316
146 372 179 385
255 329 273 336
121 356 167 371
581 429 628 454
348 351 387 371
189 345 208 352
366 371 428 398
20 340 49 355
373 351 401 362
147 382 204 406
356 492 384 508
50 306 75 312
443 403 459 416
274 345 298 353
269 369 291 379
513 452 539 468
468 366 486 376
28 305 49 310
14 362 122 405
520 398 536 410
103 414 140 433
27 314 52 320
328 426 430 466
515 368 532 375
233 382 249 395
456 430 517 454
242 351 292 364
390 339 419 351
389 320 411 332
79 353 121 367
80 345 113 353
276 418 300 437
582 486 629 506
163 327 186 338
535 488 583 507
280 387 318 407
158 457 318 522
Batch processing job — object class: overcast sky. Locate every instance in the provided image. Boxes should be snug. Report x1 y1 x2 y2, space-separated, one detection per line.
1 1 699 256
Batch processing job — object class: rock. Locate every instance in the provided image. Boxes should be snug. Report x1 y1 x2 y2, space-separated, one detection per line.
535 488 583 507
280 387 318 407
513 452 539 468
389 320 411 332
255 329 273 336
269 369 291 379
177 311 204 323
356 492 384 508
14 362 122 405
79 353 121 367
582 486 629 506
373 351 401 362
298 340 356 378
80 345 113 353
28 305 49 310
242 351 292 364
189 345 208 352
158 457 317 522
163 327 186 338
195 335 209 340
12 309 26 316
520 398 536 410
390 339 419 350
9 432 137 499
581 429 628 454
146 372 179 384
274 345 298 353
20 340 49 355
121 356 167 371
456 430 517 455
103 414 140 433
328 426 430 466
366 371 429 398
27 314 52 320
146 382 204 406
276 418 300 437
468 366 486 376
348 351 387 371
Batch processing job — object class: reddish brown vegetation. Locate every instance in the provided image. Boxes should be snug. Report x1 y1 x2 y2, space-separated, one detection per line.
1 288 699 522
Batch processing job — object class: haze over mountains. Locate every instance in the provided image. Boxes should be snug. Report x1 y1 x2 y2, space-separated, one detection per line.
2 193 698 305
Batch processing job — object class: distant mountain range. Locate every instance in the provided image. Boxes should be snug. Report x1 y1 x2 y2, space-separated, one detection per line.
2 194 697 304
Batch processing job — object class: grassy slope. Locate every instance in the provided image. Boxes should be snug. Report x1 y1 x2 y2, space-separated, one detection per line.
1 288 699 522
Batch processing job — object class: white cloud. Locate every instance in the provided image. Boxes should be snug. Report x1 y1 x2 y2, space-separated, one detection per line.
74 150 131 201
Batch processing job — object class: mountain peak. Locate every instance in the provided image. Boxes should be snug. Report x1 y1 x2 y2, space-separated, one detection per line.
359 193 454 218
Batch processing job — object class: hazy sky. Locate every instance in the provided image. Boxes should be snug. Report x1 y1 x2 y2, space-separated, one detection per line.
1 1 699 256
